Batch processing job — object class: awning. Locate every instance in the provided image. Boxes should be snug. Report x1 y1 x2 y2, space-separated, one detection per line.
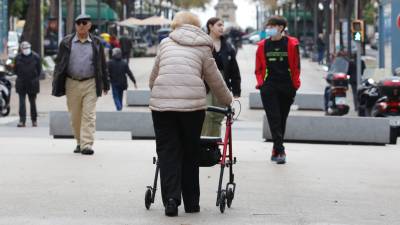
141 16 172 26
62 1 118 21
118 17 143 26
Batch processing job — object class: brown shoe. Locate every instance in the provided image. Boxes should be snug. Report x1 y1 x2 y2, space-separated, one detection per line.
32 121 37 127
17 122 26 127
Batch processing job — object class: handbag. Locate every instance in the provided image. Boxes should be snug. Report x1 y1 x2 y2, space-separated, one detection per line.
198 142 221 167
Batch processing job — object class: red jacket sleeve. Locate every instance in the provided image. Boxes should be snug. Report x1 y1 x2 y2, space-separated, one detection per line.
255 41 266 89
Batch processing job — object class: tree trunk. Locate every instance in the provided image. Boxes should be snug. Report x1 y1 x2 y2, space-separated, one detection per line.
49 0 58 18
66 0 75 34
21 0 41 56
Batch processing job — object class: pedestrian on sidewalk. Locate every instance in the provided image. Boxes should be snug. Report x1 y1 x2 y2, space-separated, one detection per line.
317 33 325 65
149 11 232 217
201 17 241 137
255 16 301 164
107 48 137 111
348 53 366 110
14 41 42 127
52 14 110 155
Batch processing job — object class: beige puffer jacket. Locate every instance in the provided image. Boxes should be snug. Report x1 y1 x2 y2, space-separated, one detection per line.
149 24 233 112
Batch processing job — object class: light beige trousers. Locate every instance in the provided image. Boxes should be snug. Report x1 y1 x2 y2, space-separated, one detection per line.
66 78 98 149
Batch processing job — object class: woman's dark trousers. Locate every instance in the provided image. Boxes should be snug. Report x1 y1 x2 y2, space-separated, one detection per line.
152 110 205 208
260 83 296 153
18 93 37 123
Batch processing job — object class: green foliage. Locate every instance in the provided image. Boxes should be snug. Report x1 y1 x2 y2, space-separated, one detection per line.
9 0 27 18
363 2 376 25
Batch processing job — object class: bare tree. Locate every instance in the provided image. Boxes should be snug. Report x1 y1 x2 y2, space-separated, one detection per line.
66 0 75 34
49 0 58 18
21 0 41 55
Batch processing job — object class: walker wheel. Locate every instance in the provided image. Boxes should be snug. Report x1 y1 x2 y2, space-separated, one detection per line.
219 190 226 213
145 188 152 210
226 188 234 208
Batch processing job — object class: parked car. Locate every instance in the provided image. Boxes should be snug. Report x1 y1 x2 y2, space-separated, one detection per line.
370 32 379 50
242 31 260 44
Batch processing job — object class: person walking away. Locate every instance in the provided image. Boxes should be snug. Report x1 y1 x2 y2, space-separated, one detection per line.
108 48 137 111
201 17 241 137
255 16 301 164
317 33 325 65
149 11 233 217
14 41 41 127
52 14 110 155
119 33 133 64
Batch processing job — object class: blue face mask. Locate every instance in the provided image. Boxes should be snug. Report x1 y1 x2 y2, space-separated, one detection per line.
265 28 278 38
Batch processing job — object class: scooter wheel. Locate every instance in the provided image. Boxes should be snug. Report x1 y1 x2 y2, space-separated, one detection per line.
1 106 10 116
145 188 152 210
226 188 234 208
219 191 226 213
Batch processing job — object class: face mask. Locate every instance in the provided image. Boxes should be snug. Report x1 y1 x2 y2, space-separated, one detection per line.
22 48 31 56
265 28 278 38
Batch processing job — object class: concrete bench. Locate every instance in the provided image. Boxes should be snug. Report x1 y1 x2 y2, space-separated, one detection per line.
262 115 391 144
126 89 150 106
249 92 324 110
49 111 155 139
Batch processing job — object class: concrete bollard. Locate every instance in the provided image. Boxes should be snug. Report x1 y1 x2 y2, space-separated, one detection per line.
262 115 391 144
49 111 155 139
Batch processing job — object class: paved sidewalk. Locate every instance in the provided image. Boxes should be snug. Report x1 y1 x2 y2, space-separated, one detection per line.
0 137 399 225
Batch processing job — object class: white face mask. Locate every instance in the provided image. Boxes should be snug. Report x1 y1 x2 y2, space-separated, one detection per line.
22 48 31 56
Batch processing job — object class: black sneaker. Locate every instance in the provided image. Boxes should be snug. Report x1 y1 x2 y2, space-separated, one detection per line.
73 145 81 153
165 198 178 217
185 205 200 213
81 147 94 155
17 122 25 127
276 153 286 164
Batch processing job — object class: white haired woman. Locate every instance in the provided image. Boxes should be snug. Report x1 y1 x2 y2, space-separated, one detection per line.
149 11 233 217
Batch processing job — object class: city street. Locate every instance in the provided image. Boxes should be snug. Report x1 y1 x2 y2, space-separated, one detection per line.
0 45 399 224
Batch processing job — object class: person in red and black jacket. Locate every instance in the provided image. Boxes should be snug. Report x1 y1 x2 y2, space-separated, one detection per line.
255 16 301 164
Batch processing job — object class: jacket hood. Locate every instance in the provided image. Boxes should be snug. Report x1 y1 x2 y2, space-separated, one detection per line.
169 24 213 48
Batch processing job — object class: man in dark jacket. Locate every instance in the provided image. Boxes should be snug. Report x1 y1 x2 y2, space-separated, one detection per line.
348 53 366 110
52 14 110 155
255 16 301 164
107 48 137 111
15 41 42 127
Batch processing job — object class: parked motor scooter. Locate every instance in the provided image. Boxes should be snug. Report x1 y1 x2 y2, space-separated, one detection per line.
0 60 13 117
357 75 400 144
324 56 350 116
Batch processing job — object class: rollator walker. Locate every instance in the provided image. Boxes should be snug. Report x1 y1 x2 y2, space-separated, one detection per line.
144 105 238 213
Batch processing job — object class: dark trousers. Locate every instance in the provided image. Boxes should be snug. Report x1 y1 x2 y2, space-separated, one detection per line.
350 83 358 110
111 84 124 111
260 83 296 152
152 110 205 207
324 86 331 111
318 50 324 64
18 93 37 123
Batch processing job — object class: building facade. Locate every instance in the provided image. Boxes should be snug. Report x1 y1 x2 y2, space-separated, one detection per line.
214 0 237 24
